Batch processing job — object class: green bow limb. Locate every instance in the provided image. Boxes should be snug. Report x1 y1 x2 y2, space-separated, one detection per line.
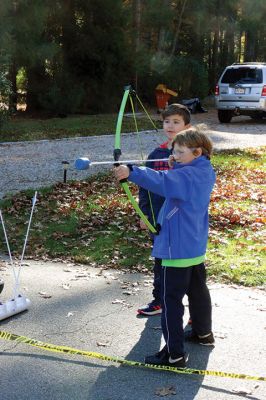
114 86 157 234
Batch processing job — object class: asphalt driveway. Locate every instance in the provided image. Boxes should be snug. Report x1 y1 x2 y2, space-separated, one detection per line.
0 260 265 400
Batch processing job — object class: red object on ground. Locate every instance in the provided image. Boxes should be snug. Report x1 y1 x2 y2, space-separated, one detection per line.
155 84 178 111
155 91 171 110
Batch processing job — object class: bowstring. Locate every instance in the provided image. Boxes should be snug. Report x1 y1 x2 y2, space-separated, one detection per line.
135 94 158 132
128 93 157 228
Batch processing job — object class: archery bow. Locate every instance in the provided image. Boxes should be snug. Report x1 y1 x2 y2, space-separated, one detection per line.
113 85 157 234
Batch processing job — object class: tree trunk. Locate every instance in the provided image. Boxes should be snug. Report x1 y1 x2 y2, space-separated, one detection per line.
8 60 17 112
26 65 47 112
157 0 170 52
171 0 188 56
227 28 235 64
244 29 256 61
132 0 141 95
208 27 220 91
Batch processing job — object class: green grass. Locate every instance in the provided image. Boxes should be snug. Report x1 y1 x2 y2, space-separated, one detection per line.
0 148 265 287
0 113 161 142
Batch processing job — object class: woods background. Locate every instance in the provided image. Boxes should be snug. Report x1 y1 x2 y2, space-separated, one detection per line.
0 0 265 115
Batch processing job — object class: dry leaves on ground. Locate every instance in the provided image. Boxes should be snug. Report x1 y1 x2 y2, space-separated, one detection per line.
155 386 177 397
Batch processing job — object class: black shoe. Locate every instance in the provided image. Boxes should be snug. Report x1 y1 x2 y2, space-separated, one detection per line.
145 346 168 364
145 346 186 368
185 330 215 346
168 355 187 368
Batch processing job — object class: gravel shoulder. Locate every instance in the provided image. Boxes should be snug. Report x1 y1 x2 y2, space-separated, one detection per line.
0 109 265 199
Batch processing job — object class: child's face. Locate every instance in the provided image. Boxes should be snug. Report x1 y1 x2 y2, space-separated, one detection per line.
163 114 189 143
173 143 199 164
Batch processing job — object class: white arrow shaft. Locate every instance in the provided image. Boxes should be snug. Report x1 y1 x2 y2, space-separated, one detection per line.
90 158 169 166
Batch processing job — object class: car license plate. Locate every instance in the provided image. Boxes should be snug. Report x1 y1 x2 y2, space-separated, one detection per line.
235 87 245 94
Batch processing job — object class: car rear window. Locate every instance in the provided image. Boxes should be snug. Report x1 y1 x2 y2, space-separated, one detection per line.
221 67 263 84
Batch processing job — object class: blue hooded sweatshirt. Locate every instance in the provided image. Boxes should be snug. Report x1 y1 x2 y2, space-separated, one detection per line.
128 156 216 260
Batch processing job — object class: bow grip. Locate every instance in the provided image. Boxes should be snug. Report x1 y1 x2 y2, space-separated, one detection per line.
113 148 128 183
113 162 128 183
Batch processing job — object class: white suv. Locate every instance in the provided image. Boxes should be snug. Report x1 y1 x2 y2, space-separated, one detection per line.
215 62 266 123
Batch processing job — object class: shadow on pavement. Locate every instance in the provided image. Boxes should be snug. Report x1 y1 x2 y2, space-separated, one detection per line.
87 315 215 400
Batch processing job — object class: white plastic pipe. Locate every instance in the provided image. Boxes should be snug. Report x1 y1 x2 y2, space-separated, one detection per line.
0 295 31 321
0 192 37 320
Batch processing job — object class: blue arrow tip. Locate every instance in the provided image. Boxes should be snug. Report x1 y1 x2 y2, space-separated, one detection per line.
75 158 91 170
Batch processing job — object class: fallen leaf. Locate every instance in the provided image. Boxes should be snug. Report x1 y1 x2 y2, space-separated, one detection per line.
66 312 74 317
155 386 176 397
62 283 71 290
231 387 252 395
96 340 110 347
75 273 88 278
111 299 125 304
214 332 227 339
38 291 52 299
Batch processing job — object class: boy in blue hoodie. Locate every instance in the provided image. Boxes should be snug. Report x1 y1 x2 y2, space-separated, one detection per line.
114 126 216 368
138 103 191 316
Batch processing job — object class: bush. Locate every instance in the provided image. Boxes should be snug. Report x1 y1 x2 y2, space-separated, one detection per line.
38 73 85 115
138 53 209 103
168 56 209 99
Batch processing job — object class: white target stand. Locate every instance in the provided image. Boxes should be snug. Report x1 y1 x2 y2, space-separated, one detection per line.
0 192 37 321
0 295 31 321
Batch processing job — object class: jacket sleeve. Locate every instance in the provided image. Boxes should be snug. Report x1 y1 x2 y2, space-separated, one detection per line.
130 166 193 201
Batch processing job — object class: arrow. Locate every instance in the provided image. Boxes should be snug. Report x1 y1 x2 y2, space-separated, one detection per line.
75 157 169 170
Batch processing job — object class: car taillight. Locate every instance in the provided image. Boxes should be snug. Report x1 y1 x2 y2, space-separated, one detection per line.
215 85 219 96
261 85 266 96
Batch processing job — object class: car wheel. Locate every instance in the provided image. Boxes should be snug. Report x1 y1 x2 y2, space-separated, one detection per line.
250 114 263 120
218 110 232 123
0 278 4 294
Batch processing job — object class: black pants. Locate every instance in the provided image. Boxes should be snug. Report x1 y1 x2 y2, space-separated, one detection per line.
152 257 162 303
161 263 212 358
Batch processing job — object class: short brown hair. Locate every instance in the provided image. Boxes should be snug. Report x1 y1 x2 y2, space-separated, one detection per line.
161 103 191 125
172 125 213 159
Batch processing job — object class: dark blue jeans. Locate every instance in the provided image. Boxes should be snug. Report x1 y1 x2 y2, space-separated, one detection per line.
152 257 162 303
161 263 212 358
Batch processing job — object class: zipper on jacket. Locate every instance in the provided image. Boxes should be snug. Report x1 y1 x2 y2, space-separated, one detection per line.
166 206 179 220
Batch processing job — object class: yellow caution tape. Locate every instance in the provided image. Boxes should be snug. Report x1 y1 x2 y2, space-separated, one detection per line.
0 330 265 381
